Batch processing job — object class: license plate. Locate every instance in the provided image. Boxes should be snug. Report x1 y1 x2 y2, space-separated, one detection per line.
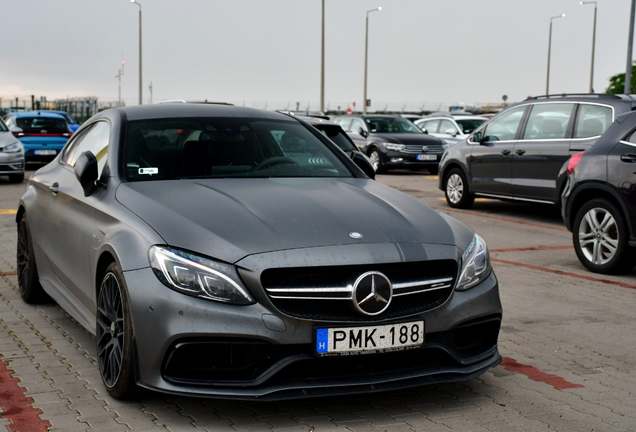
416 154 437 161
34 150 56 156
315 320 424 356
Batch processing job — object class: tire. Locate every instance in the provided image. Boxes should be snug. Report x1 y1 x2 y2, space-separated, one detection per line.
572 198 636 274
368 148 385 174
8 173 24 184
428 167 439 176
16 215 49 303
444 168 474 209
97 263 137 399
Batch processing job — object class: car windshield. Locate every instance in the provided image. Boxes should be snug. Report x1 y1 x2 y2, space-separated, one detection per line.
455 118 486 134
365 117 422 134
16 116 68 133
125 118 354 181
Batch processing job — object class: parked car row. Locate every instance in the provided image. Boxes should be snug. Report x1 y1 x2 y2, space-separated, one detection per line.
0 110 77 182
433 93 636 275
333 114 445 174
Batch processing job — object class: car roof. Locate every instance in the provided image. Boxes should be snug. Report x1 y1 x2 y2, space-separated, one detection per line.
340 114 402 119
10 112 67 120
520 93 636 109
420 115 487 121
114 104 294 122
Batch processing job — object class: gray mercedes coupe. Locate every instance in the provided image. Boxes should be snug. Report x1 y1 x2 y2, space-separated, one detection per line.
17 104 502 400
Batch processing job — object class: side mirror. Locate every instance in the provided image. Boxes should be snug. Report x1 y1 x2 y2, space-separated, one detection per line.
357 127 368 138
420 127 428 134
472 131 483 144
350 151 375 179
444 128 458 137
74 151 98 196
11 126 23 137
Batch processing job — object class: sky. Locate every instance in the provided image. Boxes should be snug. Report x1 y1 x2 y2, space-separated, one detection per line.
1 0 634 112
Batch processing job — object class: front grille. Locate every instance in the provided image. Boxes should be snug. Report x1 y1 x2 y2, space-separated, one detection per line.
401 144 445 154
261 260 457 322
163 340 457 386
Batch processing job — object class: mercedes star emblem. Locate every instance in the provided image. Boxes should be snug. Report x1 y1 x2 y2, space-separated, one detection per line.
352 271 392 316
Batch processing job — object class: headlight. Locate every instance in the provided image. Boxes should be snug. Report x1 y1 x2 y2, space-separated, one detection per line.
383 143 405 151
2 142 22 153
456 234 491 291
149 246 255 305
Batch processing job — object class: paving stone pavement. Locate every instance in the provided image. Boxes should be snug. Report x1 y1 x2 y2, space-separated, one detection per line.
0 173 634 431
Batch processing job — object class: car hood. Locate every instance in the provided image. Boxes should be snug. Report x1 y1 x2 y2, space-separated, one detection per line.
370 133 442 145
116 178 457 264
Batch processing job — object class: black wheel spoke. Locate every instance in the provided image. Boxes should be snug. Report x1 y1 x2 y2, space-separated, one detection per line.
97 271 126 389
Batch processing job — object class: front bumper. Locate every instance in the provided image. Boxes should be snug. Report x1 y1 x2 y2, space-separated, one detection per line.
124 259 501 400
383 150 443 169
0 152 25 175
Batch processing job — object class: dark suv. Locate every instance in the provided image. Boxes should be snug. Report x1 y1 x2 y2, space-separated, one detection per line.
562 110 636 274
333 114 445 174
438 94 636 208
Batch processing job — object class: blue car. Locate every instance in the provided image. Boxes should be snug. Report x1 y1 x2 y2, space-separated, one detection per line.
43 110 80 132
4 112 72 163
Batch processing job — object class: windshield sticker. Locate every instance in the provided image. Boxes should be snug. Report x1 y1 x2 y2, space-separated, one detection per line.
138 168 159 175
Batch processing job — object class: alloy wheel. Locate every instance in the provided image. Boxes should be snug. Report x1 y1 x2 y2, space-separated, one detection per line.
369 150 381 172
446 173 464 204
578 207 618 266
97 273 125 388
16 220 29 296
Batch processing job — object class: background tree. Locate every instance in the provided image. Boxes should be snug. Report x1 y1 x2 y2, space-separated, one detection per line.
606 62 636 94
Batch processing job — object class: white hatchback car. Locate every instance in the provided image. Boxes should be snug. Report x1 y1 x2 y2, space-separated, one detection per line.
415 113 487 146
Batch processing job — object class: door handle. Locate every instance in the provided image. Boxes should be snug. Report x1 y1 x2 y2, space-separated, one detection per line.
49 182 59 195
620 154 636 163
515 149 526 155
501 149 511 156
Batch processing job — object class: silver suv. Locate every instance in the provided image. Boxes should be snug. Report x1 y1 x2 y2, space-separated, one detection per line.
415 113 487 146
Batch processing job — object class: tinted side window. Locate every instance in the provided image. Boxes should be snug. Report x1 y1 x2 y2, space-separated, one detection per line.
422 120 439 133
65 122 110 177
439 120 457 135
522 103 574 140
483 106 526 142
350 118 366 134
574 104 613 138
334 118 351 131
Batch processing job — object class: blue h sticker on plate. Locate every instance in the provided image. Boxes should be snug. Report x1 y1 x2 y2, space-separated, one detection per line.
316 328 328 353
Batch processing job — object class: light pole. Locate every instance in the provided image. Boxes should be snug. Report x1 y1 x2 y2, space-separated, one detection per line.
116 60 125 108
581 2 597 93
626 0 636 94
546 14 565 95
363 6 381 114
131 0 143 105
320 0 325 113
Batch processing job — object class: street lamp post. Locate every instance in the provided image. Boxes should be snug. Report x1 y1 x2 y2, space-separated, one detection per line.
626 0 636 94
581 2 597 93
131 0 143 105
546 14 565 95
320 0 325 113
363 6 381 115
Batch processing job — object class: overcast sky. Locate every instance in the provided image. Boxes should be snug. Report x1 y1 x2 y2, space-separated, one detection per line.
1 0 634 111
